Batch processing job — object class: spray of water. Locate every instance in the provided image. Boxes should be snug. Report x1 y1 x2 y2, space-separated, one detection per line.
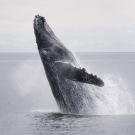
10 59 58 112
11 59 135 115
88 74 135 115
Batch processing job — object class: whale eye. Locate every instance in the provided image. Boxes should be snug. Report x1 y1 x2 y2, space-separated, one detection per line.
57 48 62 54
55 48 65 56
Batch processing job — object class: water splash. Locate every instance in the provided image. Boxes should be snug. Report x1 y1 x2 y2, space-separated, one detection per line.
11 59 135 115
10 59 58 112
89 74 135 115
11 60 44 96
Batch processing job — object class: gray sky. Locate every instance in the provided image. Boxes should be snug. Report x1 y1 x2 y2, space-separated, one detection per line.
0 0 135 52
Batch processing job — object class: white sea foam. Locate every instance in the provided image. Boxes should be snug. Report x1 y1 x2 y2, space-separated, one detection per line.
88 74 135 115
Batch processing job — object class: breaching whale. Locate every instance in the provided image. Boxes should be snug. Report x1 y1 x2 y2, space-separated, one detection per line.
34 15 104 114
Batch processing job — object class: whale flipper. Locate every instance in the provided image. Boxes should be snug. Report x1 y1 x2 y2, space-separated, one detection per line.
53 62 104 87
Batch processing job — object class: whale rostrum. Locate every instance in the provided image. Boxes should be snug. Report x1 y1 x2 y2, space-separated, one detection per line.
34 15 104 114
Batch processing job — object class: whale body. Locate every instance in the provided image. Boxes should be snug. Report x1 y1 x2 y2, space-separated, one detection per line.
34 15 104 114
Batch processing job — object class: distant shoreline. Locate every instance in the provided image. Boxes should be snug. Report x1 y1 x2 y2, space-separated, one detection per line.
0 52 135 61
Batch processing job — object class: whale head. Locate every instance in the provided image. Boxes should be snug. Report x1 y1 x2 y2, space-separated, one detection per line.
34 15 46 32
34 15 75 64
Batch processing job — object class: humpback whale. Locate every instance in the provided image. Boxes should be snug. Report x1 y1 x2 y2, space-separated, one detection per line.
34 15 104 114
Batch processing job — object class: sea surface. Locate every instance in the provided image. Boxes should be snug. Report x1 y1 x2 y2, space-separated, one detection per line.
1 52 135 135
1 112 135 135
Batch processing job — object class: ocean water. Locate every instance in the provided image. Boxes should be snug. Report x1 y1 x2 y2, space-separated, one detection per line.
1 52 135 134
1 112 135 135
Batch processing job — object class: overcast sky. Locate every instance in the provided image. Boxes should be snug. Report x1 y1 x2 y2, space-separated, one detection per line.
1 0 135 52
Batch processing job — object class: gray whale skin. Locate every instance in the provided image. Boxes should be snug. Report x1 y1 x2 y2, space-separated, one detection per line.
34 15 104 114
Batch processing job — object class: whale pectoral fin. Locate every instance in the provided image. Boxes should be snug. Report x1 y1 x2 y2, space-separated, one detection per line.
54 62 104 87
64 67 104 87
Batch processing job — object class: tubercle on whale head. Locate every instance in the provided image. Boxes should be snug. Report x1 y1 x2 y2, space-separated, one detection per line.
33 15 76 63
34 15 51 51
34 15 58 50
34 15 47 42
34 15 54 36
34 15 46 31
